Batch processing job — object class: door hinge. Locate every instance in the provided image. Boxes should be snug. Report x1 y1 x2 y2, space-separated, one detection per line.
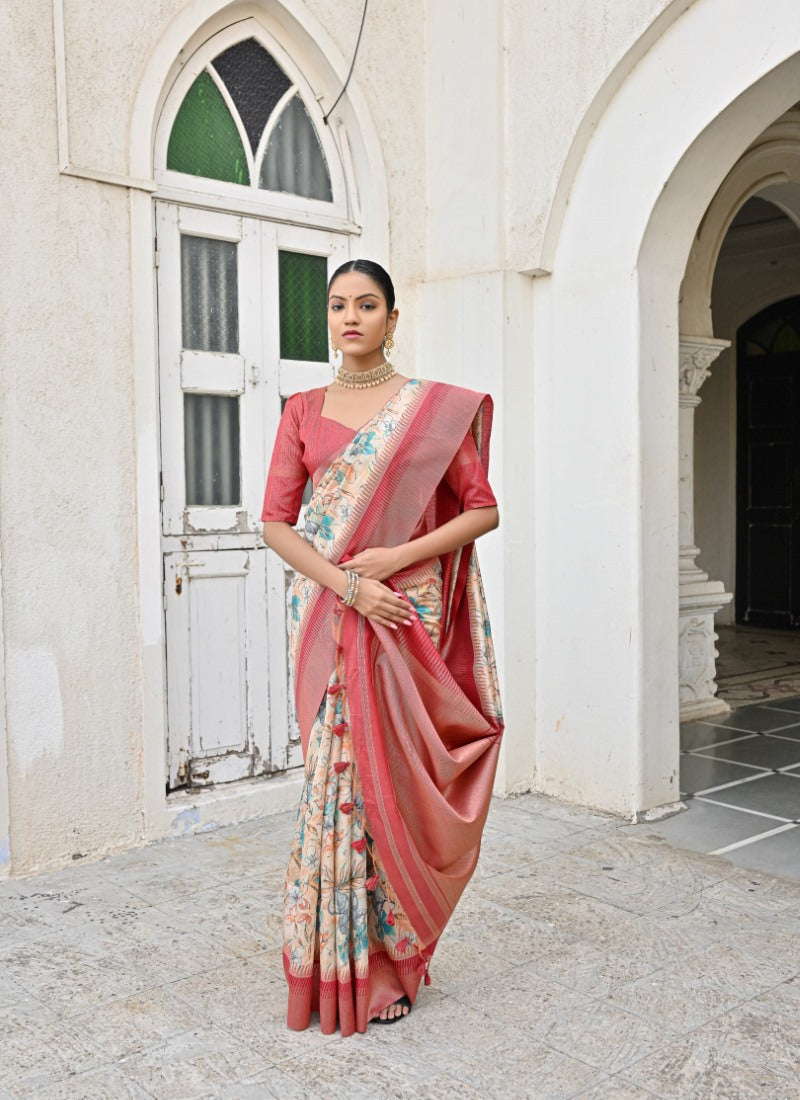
160 477 165 501
154 249 160 268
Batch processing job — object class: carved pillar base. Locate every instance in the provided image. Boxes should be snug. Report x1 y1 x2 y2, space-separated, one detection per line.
678 336 733 722
679 580 734 721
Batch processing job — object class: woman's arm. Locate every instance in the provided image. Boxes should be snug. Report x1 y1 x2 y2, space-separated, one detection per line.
346 505 499 581
262 521 414 628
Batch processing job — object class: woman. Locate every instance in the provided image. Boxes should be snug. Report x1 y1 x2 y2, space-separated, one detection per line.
261 259 503 1034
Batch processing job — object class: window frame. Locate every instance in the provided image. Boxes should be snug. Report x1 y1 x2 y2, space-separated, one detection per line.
153 20 353 231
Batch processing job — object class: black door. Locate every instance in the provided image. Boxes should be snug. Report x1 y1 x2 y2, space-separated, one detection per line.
736 297 800 628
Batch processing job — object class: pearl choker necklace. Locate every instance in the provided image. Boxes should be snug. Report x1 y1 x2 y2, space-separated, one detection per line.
335 361 397 389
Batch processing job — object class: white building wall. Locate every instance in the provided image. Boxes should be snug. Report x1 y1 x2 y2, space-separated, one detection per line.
1 2 144 873
6 0 800 873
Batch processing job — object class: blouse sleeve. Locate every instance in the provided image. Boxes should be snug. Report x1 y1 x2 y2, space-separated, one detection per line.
261 394 308 524
444 426 498 510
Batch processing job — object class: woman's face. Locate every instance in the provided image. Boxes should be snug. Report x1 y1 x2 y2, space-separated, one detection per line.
328 271 398 362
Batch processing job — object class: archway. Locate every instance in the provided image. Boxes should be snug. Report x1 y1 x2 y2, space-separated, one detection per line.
534 0 800 817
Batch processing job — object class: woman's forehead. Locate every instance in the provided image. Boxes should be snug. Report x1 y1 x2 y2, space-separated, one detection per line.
328 271 384 299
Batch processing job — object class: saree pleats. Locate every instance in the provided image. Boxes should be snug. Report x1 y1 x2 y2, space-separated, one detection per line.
284 574 443 1034
281 379 504 1034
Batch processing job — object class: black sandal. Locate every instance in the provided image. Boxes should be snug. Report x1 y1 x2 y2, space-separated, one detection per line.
372 994 412 1024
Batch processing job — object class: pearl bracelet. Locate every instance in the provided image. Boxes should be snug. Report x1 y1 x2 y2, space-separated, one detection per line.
340 569 359 607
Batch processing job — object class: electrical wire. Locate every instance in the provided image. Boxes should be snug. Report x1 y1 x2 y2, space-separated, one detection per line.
323 0 369 125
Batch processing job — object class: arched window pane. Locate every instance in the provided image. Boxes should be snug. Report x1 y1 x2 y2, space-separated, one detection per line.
772 324 800 353
168 71 250 185
745 340 766 357
747 316 784 352
211 38 291 156
260 95 333 202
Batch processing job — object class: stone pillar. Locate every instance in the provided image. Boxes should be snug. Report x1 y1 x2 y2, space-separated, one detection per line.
678 336 733 721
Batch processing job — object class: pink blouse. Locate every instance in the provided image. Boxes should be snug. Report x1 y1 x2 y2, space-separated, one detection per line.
261 385 497 526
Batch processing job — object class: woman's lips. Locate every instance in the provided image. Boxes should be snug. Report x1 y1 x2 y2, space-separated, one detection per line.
343 332 361 339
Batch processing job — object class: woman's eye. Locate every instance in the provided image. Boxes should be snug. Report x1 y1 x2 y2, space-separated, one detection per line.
330 303 343 311
362 303 375 310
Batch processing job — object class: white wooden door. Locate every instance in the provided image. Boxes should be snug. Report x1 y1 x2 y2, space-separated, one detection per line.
156 201 346 789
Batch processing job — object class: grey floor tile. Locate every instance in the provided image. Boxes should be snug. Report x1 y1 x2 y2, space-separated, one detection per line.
66 986 205 1060
542 999 677 1076
698 735 800 769
763 696 800 714
721 824 800 877
634 798 782 855
451 961 594 1041
117 1026 266 1099
667 940 798 999
458 1041 605 1098
527 938 663 999
623 1032 797 1098
8 1064 152 1098
605 967 747 1034
510 792 617 829
699 773 800 820
470 874 636 944
680 723 754 752
0 997 106 1089
697 868 800 920
576 1078 659 1099
764 724 800 742
679 754 764 796
693 993 800 1084
701 706 800 733
4 788 800 1098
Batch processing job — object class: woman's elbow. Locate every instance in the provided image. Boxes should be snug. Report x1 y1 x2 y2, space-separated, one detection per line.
262 520 289 546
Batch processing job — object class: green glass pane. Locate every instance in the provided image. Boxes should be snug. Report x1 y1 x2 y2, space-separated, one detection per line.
772 324 800 353
279 251 328 361
167 70 250 185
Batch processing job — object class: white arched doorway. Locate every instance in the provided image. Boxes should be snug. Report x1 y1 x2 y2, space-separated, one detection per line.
128 2 389 840
533 0 800 818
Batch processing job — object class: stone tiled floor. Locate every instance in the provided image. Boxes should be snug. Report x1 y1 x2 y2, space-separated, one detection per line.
647 698 800 882
2 795 800 1098
716 625 800 708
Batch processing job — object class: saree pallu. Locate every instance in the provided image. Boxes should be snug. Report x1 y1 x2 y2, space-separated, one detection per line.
283 378 504 1035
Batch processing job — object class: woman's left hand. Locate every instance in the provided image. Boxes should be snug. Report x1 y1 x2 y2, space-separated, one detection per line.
346 546 405 582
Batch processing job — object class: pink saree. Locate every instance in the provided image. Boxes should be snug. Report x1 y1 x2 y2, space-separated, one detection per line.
279 378 503 1035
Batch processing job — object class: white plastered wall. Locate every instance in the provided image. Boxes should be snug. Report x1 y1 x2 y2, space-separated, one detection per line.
9 0 800 871
535 0 800 816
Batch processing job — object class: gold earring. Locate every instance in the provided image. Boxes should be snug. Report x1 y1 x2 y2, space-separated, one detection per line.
384 332 395 358
330 337 340 356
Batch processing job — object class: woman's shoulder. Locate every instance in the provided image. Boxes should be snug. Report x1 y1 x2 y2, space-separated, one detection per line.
284 386 326 415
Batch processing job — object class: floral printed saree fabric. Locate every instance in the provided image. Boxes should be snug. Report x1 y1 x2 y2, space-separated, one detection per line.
262 378 503 1034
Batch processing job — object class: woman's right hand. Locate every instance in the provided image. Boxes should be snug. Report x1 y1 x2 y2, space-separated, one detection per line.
351 576 415 629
